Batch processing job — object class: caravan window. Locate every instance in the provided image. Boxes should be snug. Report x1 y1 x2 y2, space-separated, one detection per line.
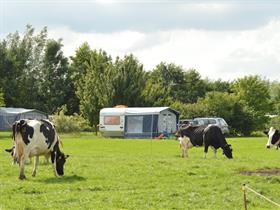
104 116 120 125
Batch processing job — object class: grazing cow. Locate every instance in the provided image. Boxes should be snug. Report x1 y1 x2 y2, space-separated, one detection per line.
176 124 233 159
264 127 280 149
10 119 68 180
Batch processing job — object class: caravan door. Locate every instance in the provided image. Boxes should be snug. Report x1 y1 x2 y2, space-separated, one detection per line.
159 111 177 134
163 114 173 133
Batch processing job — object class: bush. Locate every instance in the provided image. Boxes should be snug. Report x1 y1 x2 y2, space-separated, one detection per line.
250 131 266 137
265 115 280 130
50 106 92 133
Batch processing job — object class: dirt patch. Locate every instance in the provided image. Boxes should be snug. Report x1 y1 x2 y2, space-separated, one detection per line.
240 168 280 176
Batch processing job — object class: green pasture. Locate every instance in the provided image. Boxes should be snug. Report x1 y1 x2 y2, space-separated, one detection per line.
0 132 279 210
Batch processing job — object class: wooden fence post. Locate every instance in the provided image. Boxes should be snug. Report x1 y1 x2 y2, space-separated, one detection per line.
242 184 248 210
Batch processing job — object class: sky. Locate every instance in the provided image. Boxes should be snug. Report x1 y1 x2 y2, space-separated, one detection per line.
1 0 280 81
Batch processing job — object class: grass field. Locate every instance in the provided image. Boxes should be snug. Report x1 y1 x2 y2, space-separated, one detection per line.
0 132 280 210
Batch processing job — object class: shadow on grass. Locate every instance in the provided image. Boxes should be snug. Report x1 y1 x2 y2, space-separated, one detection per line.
39 174 87 184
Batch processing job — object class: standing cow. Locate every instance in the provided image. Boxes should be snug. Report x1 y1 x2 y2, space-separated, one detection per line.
9 119 68 180
176 124 233 159
264 127 280 149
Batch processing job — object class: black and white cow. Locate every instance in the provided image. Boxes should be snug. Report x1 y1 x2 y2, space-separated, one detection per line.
264 127 280 149
9 119 68 180
176 124 233 159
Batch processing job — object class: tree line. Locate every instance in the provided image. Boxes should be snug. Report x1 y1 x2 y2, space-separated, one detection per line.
0 26 279 135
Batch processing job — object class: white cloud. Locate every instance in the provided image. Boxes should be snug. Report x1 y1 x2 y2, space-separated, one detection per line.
47 19 280 81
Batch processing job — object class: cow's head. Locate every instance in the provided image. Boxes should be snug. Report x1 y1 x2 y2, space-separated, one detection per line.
223 144 233 159
265 127 280 149
175 125 191 139
52 150 69 176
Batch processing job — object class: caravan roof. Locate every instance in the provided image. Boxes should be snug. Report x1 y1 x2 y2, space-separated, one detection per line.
100 107 179 116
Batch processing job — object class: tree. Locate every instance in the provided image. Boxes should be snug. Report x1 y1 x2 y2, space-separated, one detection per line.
170 100 207 119
111 55 146 106
183 69 207 103
232 75 271 130
69 42 92 114
143 63 186 106
76 49 113 131
197 92 254 135
205 79 232 93
269 81 280 115
0 89 5 106
0 26 75 114
0 25 48 109
70 42 92 83
171 91 256 135
16 26 48 110
143 64 207 106
39 39 72 114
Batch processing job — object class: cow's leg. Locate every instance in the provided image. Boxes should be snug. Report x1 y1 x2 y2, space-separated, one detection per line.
182 146 188 158
19 155 26 180
32 156 39 177
181 143 187 158
204 145 209 159
45 153 50 165
179 137 188 158
185 147 188 158
211 147 217 158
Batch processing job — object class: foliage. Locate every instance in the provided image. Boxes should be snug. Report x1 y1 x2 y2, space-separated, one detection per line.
0 26 278 136
269 81 280 115
0 134 280 210
232 76 270 113
0 25 74 114
142 62 182 106
231 75 271 131
250 131 267 137
205 79 232 93
75 49 113 128
0 25 46 107
143 64 206 106
0 89 5 106
183 68 208 103
39 39 73 113
50 106 91 133
265 116 280 130
198 92 256 135
171 92 257 135
70 42 92 83
170 100 207 119
69 42 92 114
111 54 146 106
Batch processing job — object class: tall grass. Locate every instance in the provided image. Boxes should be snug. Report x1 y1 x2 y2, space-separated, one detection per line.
0 133 279 210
